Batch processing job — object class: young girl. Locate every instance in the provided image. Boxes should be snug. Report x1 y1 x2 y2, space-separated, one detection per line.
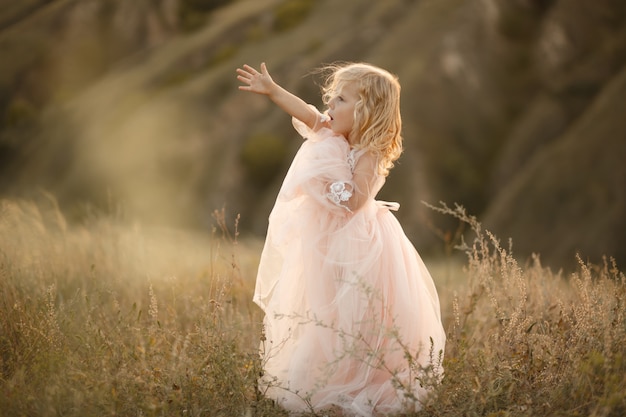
237 62 445 416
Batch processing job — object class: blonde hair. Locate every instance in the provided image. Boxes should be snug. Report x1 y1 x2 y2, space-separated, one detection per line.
321 62 403 176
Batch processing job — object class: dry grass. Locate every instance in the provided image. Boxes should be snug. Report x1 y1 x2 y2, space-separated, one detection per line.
0 198 280 416
416 202 626 417
1 198 624 416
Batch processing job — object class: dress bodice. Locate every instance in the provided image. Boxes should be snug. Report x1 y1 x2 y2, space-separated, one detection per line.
291 111 386 213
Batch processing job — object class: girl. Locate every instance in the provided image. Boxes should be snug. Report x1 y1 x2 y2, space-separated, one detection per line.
236 62 445 416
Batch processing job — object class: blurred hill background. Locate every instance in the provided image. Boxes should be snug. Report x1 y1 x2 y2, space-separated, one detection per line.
1 0 625 269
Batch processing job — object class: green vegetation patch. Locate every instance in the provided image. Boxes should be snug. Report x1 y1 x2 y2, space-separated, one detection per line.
272 0 316 32
240 132 288 186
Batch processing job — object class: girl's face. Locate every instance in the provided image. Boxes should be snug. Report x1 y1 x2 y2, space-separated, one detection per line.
327 82 359 143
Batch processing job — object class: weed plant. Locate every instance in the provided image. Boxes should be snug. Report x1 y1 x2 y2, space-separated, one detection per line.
1 198 624 416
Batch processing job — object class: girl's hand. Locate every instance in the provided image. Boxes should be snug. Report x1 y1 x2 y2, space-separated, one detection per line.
237 63 275 95
236 62 318 130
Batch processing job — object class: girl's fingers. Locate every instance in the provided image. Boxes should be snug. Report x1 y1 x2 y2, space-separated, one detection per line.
236 63 267 92
236 69 252 78
238 64 266 76
243 64 258 74
236 64 264 81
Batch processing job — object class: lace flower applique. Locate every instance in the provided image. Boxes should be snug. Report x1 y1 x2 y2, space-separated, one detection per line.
327 181 353 210
326 150 358 210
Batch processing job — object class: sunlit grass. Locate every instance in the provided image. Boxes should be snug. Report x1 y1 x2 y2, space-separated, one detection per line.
0 199 278 416
1 198 624 416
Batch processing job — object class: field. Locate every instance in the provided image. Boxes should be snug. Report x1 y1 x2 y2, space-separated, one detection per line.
1 198 625 416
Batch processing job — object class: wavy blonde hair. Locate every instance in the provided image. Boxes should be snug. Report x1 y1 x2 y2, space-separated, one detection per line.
321 62 403 176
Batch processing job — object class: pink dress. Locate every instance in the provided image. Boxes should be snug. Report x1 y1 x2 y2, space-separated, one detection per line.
253 110 446 416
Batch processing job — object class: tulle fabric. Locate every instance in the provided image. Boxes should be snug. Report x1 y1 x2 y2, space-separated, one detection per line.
253 111 446 416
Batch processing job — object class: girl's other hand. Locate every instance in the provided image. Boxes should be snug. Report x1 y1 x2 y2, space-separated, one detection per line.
237 63 275 95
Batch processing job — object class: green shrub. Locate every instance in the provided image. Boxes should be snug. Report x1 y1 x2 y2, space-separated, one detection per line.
3 96 37 128
272 0 316 32
208 43 239 67
182 0 233 12
240 132 288 186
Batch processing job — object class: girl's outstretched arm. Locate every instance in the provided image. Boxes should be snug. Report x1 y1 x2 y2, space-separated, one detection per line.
236 63 320 130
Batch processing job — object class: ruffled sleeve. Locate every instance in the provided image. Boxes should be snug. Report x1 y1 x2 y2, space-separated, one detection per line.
280 135 354 214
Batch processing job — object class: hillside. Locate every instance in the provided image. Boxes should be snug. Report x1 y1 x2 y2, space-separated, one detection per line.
1 0 625 268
